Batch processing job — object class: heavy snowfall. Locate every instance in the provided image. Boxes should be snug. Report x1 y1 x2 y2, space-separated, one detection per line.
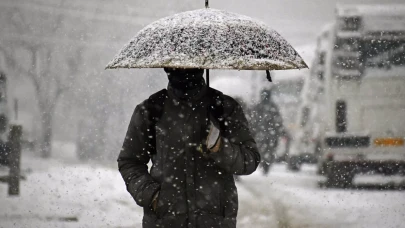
1 146 404 228
1 0 405 227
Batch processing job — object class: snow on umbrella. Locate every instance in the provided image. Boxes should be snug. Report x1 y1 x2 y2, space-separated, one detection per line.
105 8 308 71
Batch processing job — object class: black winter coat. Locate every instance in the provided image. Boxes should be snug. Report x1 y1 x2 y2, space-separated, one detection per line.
118 86 260 228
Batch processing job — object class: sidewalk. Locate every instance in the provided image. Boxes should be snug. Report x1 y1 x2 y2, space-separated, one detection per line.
0 148 142 228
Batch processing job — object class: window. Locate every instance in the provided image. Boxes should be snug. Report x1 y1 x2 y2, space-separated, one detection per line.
336 100 347 133
361 40 405 69
335 55 360 70
0 72 6 101
317 72 324 81
301 107 310 127
319 52 326 65
0 114 7 133
339 16 362 31
334 37 359 52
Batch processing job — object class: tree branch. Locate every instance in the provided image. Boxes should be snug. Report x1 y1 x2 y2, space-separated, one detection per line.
28 46 42 98
0 45 17 69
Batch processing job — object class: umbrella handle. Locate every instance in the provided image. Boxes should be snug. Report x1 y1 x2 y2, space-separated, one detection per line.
205 0 209 8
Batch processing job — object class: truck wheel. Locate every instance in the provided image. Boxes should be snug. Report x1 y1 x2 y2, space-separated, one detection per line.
287 156 300 171
325 163 354 188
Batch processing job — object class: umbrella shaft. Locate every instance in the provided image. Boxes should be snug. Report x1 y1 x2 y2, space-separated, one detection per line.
206 69 210 86
205 0 209 8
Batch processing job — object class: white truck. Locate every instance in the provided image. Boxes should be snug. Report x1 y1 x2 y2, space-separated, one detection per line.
293 5 405 187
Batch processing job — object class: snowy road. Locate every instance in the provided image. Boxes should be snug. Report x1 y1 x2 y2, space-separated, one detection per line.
1 148 405 228
237 165 405 228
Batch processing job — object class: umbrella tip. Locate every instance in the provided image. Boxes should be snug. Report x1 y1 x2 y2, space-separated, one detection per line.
266 70 272 82
205 0 209 8
302 60 309 69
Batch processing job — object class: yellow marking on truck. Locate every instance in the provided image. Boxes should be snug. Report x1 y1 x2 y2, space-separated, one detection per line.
374 138 404 147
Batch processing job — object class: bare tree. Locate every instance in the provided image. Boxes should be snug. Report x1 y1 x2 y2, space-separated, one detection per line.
1 43 81 157
0 1 82 157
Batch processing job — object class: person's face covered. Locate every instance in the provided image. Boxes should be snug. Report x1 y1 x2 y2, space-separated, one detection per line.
261 91 271 102
165 68 205 91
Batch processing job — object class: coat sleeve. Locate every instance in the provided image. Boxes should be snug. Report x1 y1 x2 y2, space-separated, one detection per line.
209 97 261 175
117 102 160 208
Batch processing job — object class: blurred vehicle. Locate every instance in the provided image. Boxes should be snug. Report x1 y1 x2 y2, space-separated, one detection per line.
271 75 305 162
286 26 330 170
301 4 405 187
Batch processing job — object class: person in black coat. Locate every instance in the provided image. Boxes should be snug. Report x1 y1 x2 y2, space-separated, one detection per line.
117 68 260 228
253 89 283 175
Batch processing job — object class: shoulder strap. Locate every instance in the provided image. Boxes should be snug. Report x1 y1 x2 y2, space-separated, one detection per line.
147 89 168 123
146 89 167 154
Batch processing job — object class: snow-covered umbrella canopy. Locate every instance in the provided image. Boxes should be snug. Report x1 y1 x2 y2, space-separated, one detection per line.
106 8 308 71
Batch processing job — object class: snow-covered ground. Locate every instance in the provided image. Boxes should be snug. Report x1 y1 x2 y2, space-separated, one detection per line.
1 145 405 228
238 165 405 228
0 144 142 228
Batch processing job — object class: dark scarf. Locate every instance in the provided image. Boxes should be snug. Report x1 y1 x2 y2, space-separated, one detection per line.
165 68 206 100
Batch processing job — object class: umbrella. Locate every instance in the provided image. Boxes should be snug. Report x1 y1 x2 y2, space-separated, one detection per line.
106 0 308 83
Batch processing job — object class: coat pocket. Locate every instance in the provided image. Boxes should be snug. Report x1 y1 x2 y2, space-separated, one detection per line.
196 214 225 228
155 183 173 218
221 176 238 218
